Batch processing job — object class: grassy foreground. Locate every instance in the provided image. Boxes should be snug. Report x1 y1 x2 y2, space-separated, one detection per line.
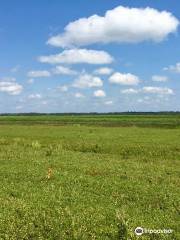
0 115 179 239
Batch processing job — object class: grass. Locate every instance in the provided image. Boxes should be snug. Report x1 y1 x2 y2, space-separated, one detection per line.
0 115 179 239
0 114 180 128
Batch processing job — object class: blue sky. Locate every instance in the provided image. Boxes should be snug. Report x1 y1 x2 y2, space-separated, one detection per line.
0 0 180 113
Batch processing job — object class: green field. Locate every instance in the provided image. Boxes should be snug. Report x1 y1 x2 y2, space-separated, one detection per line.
0 115 179 239
1 114 180 128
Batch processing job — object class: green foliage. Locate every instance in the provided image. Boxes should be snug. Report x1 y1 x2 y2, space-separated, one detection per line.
0 115 179 239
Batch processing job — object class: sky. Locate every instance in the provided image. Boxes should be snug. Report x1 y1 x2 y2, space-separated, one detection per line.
0 0 180 113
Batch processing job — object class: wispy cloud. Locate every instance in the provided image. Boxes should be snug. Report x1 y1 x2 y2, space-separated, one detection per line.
57 85 68 92
104 100 113 105
27 78 35 84
39 48 113 65
27 70 51 78
52 65 77 75
142 86 174 95
121 88 139 94
152 75 169 82
28 94 42 99
75 92 85 98
94 67 113 75
11 65 20 73
163 62 180 73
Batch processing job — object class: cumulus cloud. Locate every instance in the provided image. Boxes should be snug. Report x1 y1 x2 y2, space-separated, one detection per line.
94 90 106 97
28 94 42 99
109 72 140 85
47 6 179 48
27 70 51 78
142 86 174 95
39 48 113 65
73 74 103 88
152 75 169 82
121 88 139 94
52 65 77 75
0 80 23 95
94 67 113 75
163 62 180 73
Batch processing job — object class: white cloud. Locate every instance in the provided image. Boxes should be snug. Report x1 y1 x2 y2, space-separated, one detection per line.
28 94 42 99
27 70 51 78
142 86 174 95
152 75 169 82
94 67 113 75
0 81 23 95
94 90 106 97
39 48 113 65
57 85 68 92
121 86 174 96
75 92 84 98
1 77 16 82
104 100 113 105
73 74 103 88
52 65 77 75
121 88 139 94
163 62 180 73
137 95 171 104
47 6 179 47
109 72 140 85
